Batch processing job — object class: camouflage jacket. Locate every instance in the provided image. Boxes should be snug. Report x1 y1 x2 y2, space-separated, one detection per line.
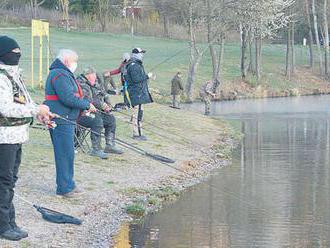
199 81 214 98
77 74 111 110
0 63 38 144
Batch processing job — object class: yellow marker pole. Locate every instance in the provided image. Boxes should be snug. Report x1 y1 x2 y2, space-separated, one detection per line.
39 35 43 89
31 34 34 89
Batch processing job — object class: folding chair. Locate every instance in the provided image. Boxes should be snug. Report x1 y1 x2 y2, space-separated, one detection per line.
74 125 91 154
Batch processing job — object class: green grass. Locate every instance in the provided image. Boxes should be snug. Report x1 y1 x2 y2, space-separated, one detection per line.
0 26 311 98
125 203 146 217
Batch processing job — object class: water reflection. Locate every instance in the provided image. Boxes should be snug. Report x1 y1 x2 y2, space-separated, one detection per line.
118 96 330 248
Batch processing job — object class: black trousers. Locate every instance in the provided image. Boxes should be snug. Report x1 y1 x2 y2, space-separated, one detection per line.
0 144 22 234
78 113 116 136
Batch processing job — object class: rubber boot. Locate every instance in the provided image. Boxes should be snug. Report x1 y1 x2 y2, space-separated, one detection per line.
90 133 109 159
104 133 123 154
0 229 25 241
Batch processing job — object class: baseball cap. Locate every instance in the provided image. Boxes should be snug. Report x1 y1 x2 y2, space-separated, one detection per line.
132 47 146 54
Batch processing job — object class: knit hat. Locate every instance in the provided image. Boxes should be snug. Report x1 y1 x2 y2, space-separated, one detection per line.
0 36 20 57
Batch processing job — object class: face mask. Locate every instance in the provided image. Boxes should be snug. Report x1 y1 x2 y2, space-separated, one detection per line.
132 53 144 61
69 62 78 73
0 52 21 66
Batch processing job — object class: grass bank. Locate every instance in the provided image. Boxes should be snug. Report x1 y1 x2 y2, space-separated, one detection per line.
0 93 240 247
1 26 328 102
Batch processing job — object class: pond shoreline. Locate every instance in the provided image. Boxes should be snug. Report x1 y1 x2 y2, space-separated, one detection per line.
0 103 240 248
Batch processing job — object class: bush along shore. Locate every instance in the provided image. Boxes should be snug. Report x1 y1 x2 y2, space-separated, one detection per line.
0 102 241 248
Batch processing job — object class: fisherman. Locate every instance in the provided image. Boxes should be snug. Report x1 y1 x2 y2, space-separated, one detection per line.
199 80 216 115
77 67 123 157
124 48 153 141
170 71 184 109
0 36 51 241
105 53 131 107
44 49 97 198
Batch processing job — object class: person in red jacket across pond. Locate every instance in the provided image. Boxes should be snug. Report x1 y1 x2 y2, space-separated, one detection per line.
104 53 131 107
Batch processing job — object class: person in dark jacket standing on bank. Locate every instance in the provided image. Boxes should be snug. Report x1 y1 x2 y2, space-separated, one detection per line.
44 49 96 198
125 48 153 141
170 71 184 109
0 36 51 241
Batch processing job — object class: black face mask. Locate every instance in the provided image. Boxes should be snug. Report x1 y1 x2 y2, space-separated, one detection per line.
0 52 21 66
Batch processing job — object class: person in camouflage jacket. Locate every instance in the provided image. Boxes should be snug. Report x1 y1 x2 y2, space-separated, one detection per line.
77 67 123 158
0 36 51 241
199 80 216 115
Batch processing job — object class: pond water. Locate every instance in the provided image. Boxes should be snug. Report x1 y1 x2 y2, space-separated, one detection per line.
116 96 330 248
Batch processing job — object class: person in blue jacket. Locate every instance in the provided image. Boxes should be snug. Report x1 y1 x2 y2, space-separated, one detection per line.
124 47 153 141
44 49 96 198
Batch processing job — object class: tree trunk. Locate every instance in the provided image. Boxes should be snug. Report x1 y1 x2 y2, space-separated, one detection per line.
240 24 247 80
206 0 220 86
312 0 324 75
213 34 225 92
305 0 314 68
286 24 292 79
185 0 201 103
255 35 262 81
163 15 170 38
186 53 201 102
130 0 135 36
248 30 255 74
291 21 295 74
323 0 329 77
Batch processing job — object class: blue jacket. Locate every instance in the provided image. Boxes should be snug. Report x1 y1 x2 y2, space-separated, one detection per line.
44 59 90 124
125 58 153 107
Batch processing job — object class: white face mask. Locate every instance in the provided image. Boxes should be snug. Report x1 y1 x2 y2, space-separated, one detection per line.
69 62 78 73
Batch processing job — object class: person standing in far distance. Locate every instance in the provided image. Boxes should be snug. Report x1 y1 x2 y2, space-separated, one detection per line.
170 71 184 109
199 80 216 115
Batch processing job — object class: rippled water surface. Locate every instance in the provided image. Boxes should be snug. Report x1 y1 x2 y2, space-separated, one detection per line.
117 96 330 248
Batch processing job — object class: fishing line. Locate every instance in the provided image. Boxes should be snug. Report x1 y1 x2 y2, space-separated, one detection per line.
99 106 206 150
36 27 273 213
50 114 176 164
41 26 211 151
97 109 194 148
31 117 272 215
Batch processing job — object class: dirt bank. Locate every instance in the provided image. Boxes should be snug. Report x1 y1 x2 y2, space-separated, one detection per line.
0 103 240 248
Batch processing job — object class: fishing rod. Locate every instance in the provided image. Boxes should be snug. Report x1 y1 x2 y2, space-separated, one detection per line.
31 120 272 215
41 26 208 150
29 108 269 213
96 108 195 147
31 112 272 214
148 47 187 72
50 114 176 164
100 105 206 149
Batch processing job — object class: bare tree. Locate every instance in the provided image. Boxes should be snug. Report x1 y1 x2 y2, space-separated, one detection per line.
96 0 110 32
205 0 229 92
0 0 9 9
29 0 46 18
311 0 324 75
153 0 179 38
236 0 294 81
59 0 69 31
285 2 297 79
304 0 314 68
185 0 205 102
